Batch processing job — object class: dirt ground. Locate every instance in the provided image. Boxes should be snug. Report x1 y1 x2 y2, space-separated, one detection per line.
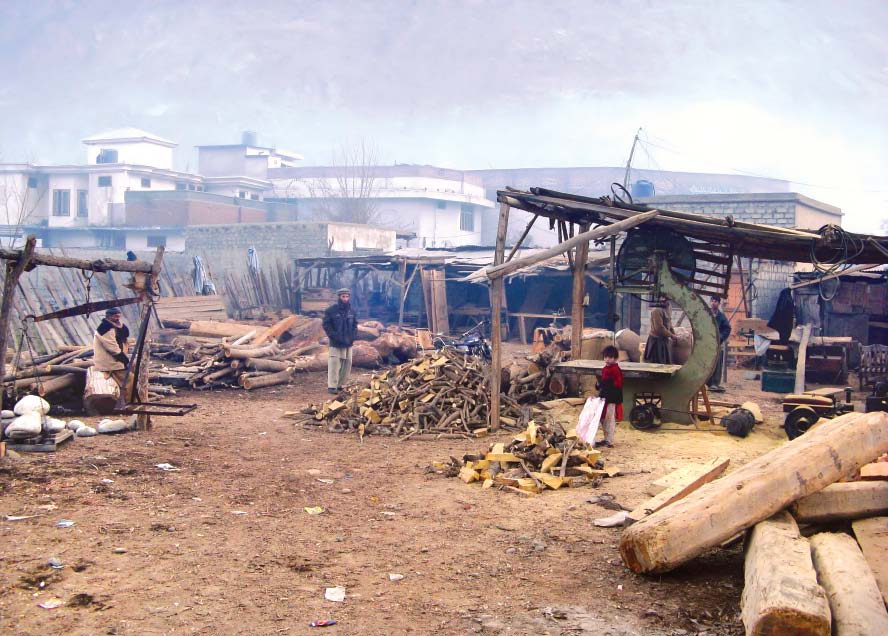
0 346 852 636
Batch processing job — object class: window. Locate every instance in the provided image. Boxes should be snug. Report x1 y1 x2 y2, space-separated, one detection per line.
27 177 38 188
459 204 474 231
176 182 186 191
188 184 196 191
250 193 259 201
96 149 118 164
141 177 151 188
98 231 125 249
52 189 70 216
436 200 447 209
147 235 166 248
238 191 247 199
77 190 88 217
98 176 112 187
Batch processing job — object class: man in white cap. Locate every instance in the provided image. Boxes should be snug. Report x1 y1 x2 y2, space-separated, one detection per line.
322 288 358 394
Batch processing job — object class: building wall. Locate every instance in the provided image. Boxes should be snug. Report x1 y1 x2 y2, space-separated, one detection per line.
85 141 174 170
0 171 49 226
124 230 186 252
45 173 90 227
373 198 481 247
124 191 291 226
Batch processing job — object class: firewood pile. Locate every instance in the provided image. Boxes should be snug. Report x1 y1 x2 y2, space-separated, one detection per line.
297 347 525 438
436 420 605 494
504 345 572 404
151 316 420 392
1 346 95 400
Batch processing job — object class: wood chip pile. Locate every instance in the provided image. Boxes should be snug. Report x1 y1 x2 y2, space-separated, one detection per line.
438 420 605 494
297 347 525 438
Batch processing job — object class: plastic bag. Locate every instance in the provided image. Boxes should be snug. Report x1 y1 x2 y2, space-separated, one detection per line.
576 397 605 444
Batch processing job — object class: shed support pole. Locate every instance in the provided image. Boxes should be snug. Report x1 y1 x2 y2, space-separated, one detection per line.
571 224 590 360
0 236 36 381
397 259 408 327
490 202 510 431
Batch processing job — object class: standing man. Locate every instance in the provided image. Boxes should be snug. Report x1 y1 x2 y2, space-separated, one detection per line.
93 307 131 388
707 295 732 393
644 296 677 364
322 288 358 394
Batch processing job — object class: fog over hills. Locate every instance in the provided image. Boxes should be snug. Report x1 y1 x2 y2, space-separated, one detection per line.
1 0 886 230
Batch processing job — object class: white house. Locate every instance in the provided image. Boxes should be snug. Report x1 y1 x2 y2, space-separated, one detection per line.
266 164 496 248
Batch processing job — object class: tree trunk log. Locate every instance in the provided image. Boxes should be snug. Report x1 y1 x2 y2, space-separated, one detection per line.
252 315 299 345
189 320 265 339
740 511 830 636
352 342 381 369
223 343 279 359
548 373 567 396
619 411 888 574
241 368 294 390
809 532 888 636
791 481 888 524
244 358 290 372
37 373 80 396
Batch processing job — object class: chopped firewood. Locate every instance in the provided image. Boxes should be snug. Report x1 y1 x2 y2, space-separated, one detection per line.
446 421 606 494
299 347 524 437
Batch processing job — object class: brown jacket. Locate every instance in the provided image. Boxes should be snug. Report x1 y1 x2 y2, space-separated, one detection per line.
649 307 676 339
93 318 130 372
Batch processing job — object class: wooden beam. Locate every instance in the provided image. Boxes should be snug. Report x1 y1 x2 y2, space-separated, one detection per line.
570 224 589 360
0 236 36 380
505 214 538 263
790 263 881 289
489 202 510 431
810 532 888 635
0 246 155 273
741 511 830 636
465 210 658 282
794 324 811 394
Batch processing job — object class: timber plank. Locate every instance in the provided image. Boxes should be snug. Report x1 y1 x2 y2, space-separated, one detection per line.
626 457 730 525
792 481 888 524
852 516 888 607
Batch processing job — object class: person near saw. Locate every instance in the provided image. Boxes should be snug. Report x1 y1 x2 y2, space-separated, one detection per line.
322 288 358 394
594 345 623 449
93 307 131 387
643 296 676 364
706 295 732 393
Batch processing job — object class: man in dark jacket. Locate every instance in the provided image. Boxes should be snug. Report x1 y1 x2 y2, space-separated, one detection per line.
322 288 358 393
707 296 732 392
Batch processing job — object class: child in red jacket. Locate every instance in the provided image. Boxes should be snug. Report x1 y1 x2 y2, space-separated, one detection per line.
595 345 623 448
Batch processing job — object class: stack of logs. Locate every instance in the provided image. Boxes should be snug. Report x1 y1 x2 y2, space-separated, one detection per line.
505 344 572 404
446 420 605 494
1 346 94 399
615 411 888 634
152 317 419 391
300 347 525 438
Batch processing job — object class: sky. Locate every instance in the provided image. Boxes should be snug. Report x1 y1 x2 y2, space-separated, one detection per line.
0 0 886 232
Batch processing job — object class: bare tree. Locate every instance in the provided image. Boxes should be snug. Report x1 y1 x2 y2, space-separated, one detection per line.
272 141 383 225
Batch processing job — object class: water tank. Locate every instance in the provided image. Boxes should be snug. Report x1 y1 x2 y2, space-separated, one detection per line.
631 179 655 198
241 130 258 146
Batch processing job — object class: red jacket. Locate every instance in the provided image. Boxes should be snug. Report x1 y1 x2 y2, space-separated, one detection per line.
599 362 623 404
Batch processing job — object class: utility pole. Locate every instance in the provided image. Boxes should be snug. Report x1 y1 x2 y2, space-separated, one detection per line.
622 127 643 190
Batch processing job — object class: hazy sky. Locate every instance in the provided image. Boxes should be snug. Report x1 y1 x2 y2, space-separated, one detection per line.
1 0 886 232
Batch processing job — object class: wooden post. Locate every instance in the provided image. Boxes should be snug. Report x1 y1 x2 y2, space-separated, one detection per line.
505 214 538 262
136 246 164 430
571 224 589 360
0 236 36 380
490 202 510 431
397 259 407 327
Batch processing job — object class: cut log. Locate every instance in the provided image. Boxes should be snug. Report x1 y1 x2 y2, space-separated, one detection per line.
791 481 888 524
356 324 381 341
352 342 382 369
548 373 567 396
37 373 81 396
809 532 888 636
741 511 830 636
851 517 888 607
625 457 729 525
241 368 294 390
252 315 299 345
619 411 888 574
243 358 290 373
860 462 888 480
222 343 279 359
189 320 266 340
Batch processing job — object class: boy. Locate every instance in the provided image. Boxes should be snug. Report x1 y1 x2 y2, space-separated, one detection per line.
595 345 623 449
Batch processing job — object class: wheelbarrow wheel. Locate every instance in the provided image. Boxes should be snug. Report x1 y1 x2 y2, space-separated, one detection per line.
630 403 661 431
784 406 819 440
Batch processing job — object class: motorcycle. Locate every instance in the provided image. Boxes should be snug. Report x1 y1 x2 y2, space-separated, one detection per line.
432 319 492 362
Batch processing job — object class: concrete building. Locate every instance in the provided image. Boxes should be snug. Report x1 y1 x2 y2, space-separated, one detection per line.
266 164 496 248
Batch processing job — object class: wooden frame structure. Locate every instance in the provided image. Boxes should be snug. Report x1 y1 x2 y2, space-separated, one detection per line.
0 238 164 429
482 187 888 430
